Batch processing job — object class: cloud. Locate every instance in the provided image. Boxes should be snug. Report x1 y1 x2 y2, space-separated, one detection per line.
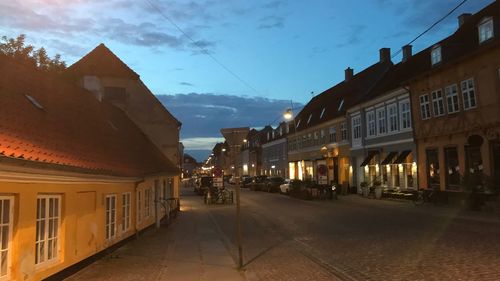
335 24 367 48
258 15 285 30
181 137 225 150
157 93 303 141
179 82 195 86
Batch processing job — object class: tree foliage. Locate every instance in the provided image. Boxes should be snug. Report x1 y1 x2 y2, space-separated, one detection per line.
0 34 66 73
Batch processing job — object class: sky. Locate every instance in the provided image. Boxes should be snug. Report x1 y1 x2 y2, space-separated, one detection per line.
0 0 495 161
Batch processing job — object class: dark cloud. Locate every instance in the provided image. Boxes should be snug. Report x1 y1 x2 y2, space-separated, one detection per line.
263 1 285 10
258 15 285 30
179 82 195 86
157 93 303 139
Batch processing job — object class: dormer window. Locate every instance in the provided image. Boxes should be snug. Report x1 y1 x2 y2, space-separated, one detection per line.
478 17 494 43
307 114 312 124
296 119 301 128
320 108 326 119
431 45 442 65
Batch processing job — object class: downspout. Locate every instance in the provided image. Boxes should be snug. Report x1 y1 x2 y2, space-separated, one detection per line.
134 177 145 239
402 84 420 190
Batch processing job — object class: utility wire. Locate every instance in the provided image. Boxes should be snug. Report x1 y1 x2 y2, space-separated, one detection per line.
144 0 262 96
391 0 469 59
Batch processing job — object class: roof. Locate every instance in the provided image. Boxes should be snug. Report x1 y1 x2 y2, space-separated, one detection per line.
0 55 179 177
66 43 140 79
295 60 392 132
402 1 500 83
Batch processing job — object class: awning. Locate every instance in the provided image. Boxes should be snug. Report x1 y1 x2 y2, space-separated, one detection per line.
393 150 412 164
360 151 378 167
381 151 398 165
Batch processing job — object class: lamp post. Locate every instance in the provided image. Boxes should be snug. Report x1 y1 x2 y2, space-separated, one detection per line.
220 127 249 269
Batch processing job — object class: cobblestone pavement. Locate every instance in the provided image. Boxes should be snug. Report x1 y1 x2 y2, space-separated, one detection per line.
208 187 500 281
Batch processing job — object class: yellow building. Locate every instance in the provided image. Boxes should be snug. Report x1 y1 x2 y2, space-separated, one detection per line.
0 53 179 280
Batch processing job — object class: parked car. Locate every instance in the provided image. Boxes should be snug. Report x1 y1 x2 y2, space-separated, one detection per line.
279 179 301 194
249 175 267 191
194 176 213 195
241 176 253 188
264 177 285 192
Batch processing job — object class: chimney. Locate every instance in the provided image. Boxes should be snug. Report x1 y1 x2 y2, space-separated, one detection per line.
402 45 412 62
345 67 353 81
379 48 391 63
458 13 472 27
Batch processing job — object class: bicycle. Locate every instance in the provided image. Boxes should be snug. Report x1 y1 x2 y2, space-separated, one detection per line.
413 188 440 206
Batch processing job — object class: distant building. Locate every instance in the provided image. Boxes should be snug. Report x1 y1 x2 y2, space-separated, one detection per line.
182 154 200 177
261 122 290 177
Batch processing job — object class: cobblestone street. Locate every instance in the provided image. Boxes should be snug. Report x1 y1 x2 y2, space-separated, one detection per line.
66 187 500 281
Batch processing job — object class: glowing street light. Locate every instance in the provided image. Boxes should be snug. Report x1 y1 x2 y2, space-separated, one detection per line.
283 108 293 120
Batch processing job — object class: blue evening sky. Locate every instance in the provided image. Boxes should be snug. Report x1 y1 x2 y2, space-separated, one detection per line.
0 0 494 160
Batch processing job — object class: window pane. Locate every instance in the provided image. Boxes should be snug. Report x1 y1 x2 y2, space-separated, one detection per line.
1 250 6 276
1 227 7 250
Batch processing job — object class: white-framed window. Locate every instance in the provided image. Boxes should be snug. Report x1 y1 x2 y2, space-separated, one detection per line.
329 127 336 143
461 78 477 110
400 100 411 129
419 94 431 120
478 17 494 43
445 84 459 113
320 108 326 119
136 189 142 224
313 131 319 140
36 195 61 265
366 111 376 137
340 122 348 141
320 129 325 139
431 90 445 116
431 45 442 65
387 104 398 132
352 115 362 140
376 108 386 134
105 195 116 240
121 193 131 233
144 188 151 218
0 197 13 279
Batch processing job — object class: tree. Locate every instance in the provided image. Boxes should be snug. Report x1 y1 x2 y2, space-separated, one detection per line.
0 34 67 73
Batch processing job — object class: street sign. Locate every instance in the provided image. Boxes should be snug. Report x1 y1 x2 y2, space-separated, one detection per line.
213 176 224 187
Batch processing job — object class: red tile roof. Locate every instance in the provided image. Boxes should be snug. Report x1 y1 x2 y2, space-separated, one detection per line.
0 55 179 177
67 43 140 80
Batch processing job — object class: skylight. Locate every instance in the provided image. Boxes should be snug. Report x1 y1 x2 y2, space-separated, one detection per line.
307 114 313 124
25 94 44 110
296 119 301 128
337 99 345 112
320 108 326 119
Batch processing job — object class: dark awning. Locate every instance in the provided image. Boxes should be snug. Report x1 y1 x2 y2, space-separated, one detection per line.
360 151 378 167
381 151 398 165
393 150 412 164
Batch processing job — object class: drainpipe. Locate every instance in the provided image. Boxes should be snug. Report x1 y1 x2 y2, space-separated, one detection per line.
402 85 420 190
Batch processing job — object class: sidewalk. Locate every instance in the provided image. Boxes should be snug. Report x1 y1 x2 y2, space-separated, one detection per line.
65 193 246 281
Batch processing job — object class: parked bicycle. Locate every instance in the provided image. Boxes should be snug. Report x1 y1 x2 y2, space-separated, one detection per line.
413 188 444 206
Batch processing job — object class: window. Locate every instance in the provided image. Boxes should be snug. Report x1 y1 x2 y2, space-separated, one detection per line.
36 195 60 265
296 119 301 128
320 108 326 119
105 195 116 240
307 114 312 124
431 90 445 116
144 188 151 217
340 122 348 141
121 193 131 232
320 129 325 139
366 111 376 137
0 197 13 278
478 17 494 43
329 127 337 143
445 84 459 113
313 131 319 140
461 78 477 110
400 100 411 129
431 45 442 65
352 115 362 140
337 99 344 111
387 104 398 132
377 108 386 134
137 190 142 224
419 94 431 120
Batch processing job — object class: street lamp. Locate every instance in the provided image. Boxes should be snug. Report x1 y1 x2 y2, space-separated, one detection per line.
283 102 299 180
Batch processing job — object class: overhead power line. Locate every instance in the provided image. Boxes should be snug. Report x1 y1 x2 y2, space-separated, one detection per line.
144 0 262 96
392 0 469 58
